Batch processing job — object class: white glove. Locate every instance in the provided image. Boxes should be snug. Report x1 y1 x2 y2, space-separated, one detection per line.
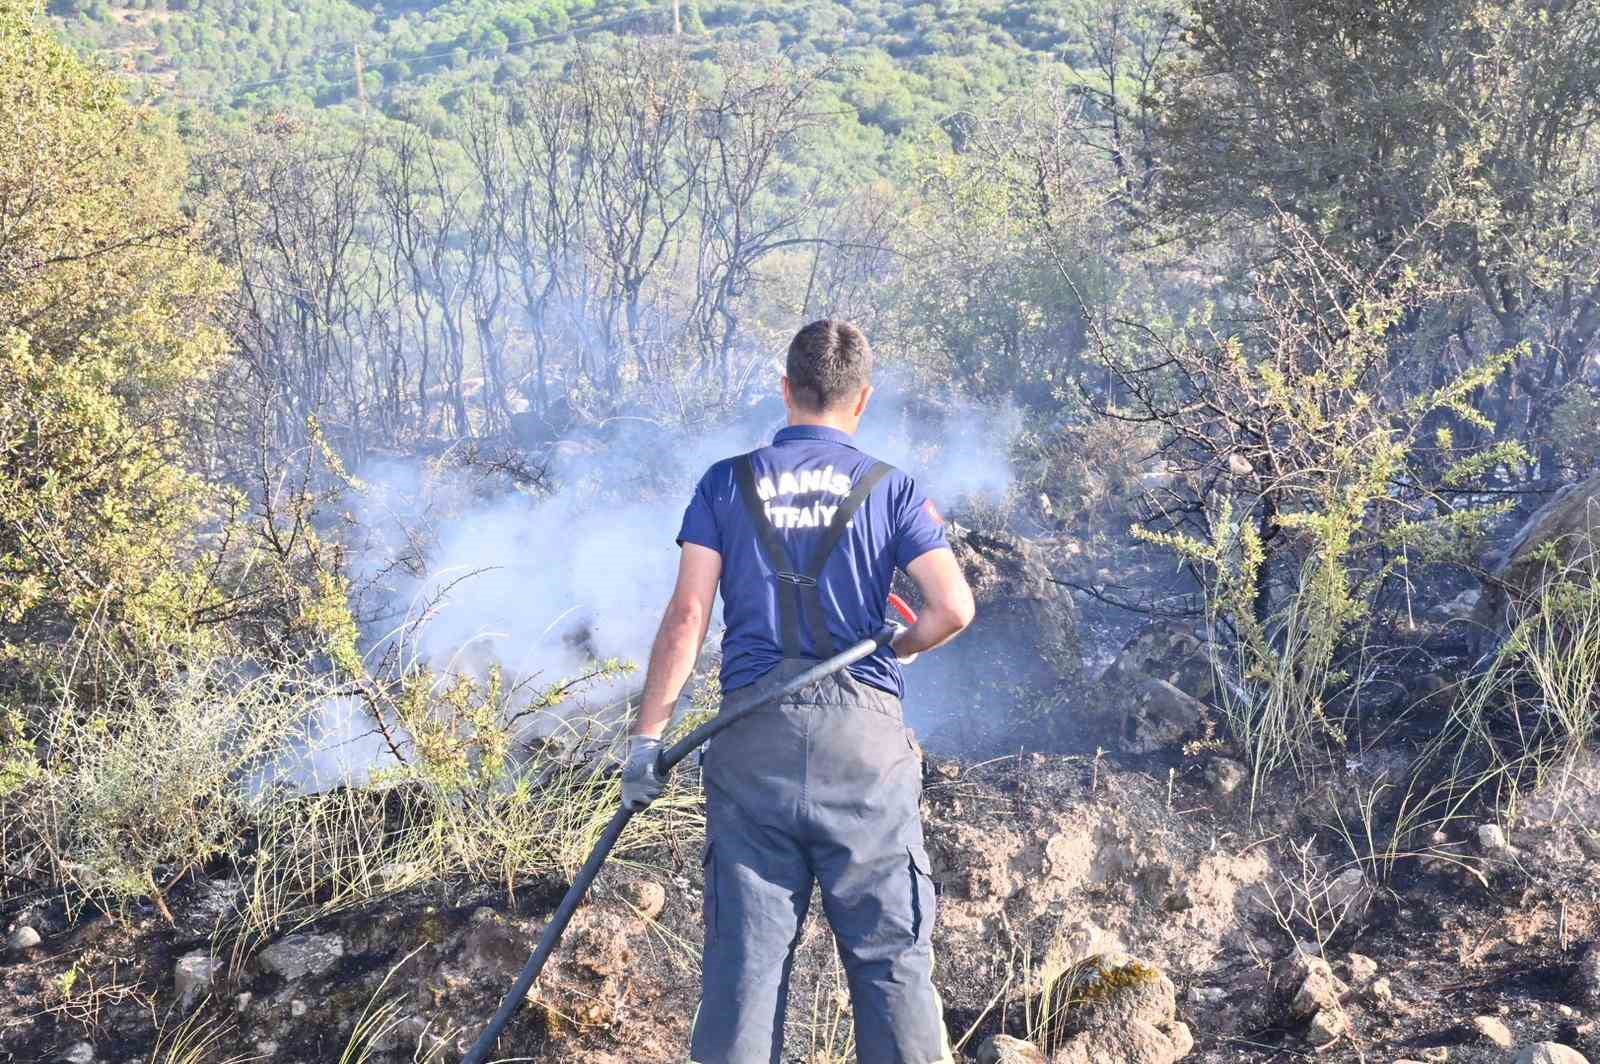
621 736 666 811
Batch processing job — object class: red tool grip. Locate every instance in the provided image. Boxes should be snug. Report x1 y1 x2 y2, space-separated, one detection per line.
887 593 918 625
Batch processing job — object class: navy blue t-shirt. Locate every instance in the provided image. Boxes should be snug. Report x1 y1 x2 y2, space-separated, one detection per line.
676 425 949 698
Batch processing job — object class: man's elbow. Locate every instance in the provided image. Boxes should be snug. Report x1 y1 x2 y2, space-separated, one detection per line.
949 591 976 632
664 597 708 634
932 589 975 636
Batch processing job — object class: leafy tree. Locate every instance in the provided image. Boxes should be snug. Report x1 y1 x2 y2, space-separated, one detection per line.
0 1 228 658
1155 0 1600 476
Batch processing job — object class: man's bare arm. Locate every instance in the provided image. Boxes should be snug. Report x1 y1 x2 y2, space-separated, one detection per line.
630 543 722 739
890 547 975 659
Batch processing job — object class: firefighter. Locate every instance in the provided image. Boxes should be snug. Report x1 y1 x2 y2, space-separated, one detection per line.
622 320 976 1064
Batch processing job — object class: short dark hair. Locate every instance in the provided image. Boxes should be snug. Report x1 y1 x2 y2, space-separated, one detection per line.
786 320 873 411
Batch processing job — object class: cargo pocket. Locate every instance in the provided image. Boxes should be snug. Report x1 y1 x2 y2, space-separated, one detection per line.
908 845 935 944
701 842 717 944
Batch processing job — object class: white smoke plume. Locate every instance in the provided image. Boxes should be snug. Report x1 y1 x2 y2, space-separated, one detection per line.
276 386 1019 789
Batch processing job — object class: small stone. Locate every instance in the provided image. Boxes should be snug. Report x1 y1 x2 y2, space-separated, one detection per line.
256 933 344 981
378 862 424 892
1420 1049 1449 1063
1186 986 1226 1005
623 879 667 922
61 1043 94 1064
1205 758 1247 796
289 999 307 1018
1477 822 1514 855
174 951 221 1007
236 992 252 1012
1325 868 1369 913
1515 1045 1590 1064
1473 1015 1513 1048
1164 1020 1195 1058
1291 964 1348 1019
254 1041 278 1057
1368 976 1396 1009
1344 952 1378 985
7 926 41 951
975 1034 1047 1064
1305 1007 1346 1046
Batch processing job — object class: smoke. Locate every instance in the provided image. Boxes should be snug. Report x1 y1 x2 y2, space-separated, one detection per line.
277 385 1020 789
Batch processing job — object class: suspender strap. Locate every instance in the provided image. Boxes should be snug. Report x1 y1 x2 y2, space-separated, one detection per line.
735 453 895 661
801 461 892 657
735 454 806 661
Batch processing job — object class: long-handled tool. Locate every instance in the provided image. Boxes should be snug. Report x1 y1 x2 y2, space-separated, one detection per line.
460 595 919 1064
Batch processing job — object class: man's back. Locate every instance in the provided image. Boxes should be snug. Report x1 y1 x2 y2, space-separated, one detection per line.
677 424 947 697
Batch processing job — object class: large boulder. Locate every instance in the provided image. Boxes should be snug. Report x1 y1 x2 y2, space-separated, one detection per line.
1475 473 1600 642
1091 621 1217 754
1043 953 1193 1064
950 529 1083 691
1104 620 1216 703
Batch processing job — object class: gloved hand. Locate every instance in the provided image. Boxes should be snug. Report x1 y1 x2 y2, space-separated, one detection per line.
621 736 666 811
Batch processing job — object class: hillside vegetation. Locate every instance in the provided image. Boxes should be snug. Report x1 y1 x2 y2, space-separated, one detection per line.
10 0 1600 1060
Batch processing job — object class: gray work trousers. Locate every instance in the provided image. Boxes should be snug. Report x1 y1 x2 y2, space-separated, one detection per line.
689 661 951 1064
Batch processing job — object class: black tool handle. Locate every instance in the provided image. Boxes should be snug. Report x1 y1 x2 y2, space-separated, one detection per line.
459 626 896 1064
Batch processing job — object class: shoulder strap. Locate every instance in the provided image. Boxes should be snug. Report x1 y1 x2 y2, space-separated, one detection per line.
801 461 894 657
735 453 805 660
736 454 896 662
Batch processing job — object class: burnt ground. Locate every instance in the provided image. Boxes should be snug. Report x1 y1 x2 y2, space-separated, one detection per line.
7 743 1600 1063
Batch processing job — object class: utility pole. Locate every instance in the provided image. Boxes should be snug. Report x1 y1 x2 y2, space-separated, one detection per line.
353 41 368 113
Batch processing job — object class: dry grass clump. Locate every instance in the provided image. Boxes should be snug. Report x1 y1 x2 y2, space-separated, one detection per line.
1 620 706 968
0 644 315 922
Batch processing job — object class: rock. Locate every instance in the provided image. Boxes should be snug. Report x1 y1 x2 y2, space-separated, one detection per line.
1279 948 1348 1019
61 1043 94 1064
1204 758 1247 797
1368 976 1396 1009
378 862 425 892
623 879 667 921
256 933 344 981
1290 962 1349 1020
1092 621 1216 753
1121 675 1207 754
1475 473 1600 647
975 1034 1046 1064
1577 941 1600 1005
6 925 41 951
1439 588 1481 620
1165 1020 1195 1058
1473 1015 1513 1048
1344 953 1378 985
567 909 643 979
1324 867 1370 914
1106 620 1216 702
1515 1045 1590 1064
1477 823 1516 858
1065 953 1178 1032
174 951 221 1007
1305 1006 1346 1046
289 999 307 1018
951 530 1084 694
1054 1019 1191 1064
462 915 524 977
